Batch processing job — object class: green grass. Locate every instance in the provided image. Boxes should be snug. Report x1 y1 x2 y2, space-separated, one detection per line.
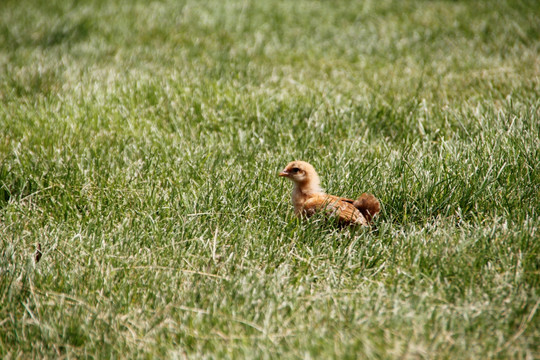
1 0 539 358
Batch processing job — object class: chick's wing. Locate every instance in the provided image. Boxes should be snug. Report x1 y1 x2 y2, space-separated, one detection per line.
303 194 367 225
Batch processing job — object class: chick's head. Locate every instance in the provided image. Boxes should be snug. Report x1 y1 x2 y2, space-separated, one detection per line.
279 161 319 184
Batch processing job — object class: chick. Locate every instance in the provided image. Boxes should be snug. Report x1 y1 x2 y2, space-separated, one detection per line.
279 161 380 226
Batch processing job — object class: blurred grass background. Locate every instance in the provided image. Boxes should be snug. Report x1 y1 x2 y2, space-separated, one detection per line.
1 0 539 358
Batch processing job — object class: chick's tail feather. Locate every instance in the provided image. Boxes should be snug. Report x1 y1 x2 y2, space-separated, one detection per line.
353 193 380 223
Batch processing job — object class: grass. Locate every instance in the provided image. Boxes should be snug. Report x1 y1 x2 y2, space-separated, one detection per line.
0 0 539 358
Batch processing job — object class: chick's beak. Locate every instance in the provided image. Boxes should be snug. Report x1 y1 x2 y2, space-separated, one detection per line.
279 170 289 177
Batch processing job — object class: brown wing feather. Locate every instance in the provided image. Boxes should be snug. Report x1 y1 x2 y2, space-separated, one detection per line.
303 194 368 226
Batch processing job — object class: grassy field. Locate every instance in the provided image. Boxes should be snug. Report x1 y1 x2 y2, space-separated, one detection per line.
1 0 539 358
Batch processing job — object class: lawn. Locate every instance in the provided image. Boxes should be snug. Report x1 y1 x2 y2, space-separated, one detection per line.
1 0 539 358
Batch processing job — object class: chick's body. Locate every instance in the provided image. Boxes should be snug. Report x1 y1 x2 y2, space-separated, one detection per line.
279 161 379 226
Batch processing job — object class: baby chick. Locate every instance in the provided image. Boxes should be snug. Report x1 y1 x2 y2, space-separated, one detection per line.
279 160 380 226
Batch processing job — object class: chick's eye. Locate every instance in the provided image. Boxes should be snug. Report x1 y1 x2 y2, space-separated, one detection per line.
291 167 300 173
